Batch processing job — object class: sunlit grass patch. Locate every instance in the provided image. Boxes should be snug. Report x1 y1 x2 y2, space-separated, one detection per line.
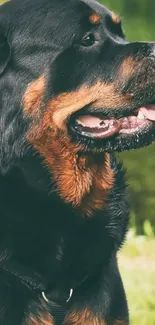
118 233 155 325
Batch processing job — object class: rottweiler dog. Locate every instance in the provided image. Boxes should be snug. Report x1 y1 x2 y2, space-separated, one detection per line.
0 0 155 324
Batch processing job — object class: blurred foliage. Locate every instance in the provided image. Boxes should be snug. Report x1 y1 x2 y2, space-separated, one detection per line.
119 232 155 325
120 146 155 235
1 0 155 234
99 0 155 235
101 0 155 41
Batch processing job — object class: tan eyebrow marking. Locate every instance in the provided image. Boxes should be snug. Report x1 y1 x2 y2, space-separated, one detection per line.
89 13 101 25
112 12 120 24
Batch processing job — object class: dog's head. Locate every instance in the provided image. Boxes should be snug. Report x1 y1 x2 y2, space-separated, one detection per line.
0 0 155 207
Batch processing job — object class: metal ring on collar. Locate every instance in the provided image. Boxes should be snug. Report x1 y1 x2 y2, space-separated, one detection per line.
42 288 73 304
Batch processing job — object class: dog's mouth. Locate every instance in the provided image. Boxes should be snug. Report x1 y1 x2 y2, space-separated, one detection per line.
70 104 155 140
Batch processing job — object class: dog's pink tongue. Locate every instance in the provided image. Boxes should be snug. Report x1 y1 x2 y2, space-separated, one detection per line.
75 114 121 138
76 115 104 128
139 105 155 121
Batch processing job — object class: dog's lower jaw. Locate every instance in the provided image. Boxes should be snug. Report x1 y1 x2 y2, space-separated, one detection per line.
28 132 114 217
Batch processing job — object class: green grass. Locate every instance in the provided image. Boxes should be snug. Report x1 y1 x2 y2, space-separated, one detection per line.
118 232 155 325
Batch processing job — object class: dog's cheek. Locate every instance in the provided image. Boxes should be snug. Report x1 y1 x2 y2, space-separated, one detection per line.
22 74 134 140
23 75 46 118
115 56 144 91
22 75 58 139
50 82 132 131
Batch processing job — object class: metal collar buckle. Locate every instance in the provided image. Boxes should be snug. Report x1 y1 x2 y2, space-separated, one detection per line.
42 288 73 304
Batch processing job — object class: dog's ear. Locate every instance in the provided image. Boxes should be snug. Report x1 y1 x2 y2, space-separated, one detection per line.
0 31 10 75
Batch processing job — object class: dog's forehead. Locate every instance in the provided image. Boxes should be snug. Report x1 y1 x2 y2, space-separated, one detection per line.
81 0 111 16
0 0 115 51
0 0 111 27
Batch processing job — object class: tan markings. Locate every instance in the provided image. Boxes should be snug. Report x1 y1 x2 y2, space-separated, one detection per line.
24 312 54 325
23 299 54 325
29 129 114 212
23 78 133 133
79 153 114 216
23 75 46 117
112 12 120 24
23 77 129 214
27 122 114 215
23 54 142 133
48 82 131 131
89 13 101 24
27 131 94 207
118 57 143 82
64 308 106 325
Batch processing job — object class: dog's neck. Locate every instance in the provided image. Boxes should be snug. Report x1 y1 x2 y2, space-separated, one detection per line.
17 149 114 217
0 152 129 290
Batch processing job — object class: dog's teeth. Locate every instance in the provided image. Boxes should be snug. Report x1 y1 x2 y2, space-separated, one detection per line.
137 111 145 120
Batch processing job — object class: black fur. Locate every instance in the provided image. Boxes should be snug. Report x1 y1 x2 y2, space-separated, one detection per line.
0 0 155 324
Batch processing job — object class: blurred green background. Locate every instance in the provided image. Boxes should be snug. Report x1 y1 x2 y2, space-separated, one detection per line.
0 0 155 324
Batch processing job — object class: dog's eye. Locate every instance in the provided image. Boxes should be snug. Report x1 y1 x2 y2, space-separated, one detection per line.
80 33 95 47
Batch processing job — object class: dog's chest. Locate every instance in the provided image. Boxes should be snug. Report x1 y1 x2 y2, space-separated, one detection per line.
42 211 117 288
0 163 129 290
